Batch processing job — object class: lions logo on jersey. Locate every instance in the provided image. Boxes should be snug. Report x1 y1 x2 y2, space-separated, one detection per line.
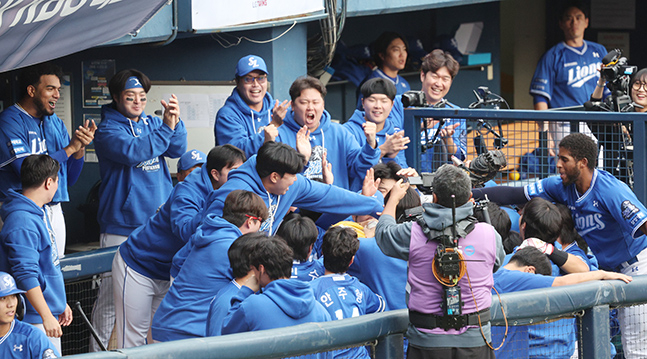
621 200 640 220
43 348 58 358
136 157 161 172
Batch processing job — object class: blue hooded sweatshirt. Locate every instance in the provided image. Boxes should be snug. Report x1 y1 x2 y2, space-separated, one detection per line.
94 105 187 236
343 109 408 170
214 88 275 158
202 155 383 235
0 104 83 202
119 166 213 280
0 189 66 323
151 215 242 342
222 279 332 335
276 109 380 190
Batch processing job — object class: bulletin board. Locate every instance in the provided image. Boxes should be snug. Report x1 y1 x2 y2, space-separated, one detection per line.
146 81 236 172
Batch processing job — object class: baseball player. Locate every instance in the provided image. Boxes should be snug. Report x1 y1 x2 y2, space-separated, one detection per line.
474 133 647 357
214 55 289 158
0 272 59 358
530 1 606 154
176 149 206 182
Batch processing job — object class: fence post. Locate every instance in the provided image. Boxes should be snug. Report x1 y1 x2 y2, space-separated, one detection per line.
374 332 405 359
580 304 610 359
403 109 421 172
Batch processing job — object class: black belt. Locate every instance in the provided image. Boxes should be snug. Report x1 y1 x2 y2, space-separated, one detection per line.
409 308 491 331
611 255 639 273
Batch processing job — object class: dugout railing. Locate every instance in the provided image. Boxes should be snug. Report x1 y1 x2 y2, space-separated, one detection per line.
61 247 647 359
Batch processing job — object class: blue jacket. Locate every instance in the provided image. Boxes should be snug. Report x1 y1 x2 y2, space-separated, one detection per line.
119 166 213 280
343 109 408 170
0 105 83 202
276 109 380 190
0 190 66 323
222 279 332 335
151 215 242 341
206 280 241 337
347 237 408 311
215 88 275 158
94 105 187 236
202 155 383 235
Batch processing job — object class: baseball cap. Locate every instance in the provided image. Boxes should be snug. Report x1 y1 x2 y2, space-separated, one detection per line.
177 149 207 172
0 271 25 297
236 55 268 77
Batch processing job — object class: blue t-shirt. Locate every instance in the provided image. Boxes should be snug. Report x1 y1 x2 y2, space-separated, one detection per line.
524 170 647 270
0 319 60 358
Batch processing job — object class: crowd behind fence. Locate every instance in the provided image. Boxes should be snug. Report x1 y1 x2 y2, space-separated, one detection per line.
60 109 647 357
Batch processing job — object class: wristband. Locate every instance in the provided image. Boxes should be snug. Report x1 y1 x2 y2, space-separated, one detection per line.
547 248 568 267
596 83 605 88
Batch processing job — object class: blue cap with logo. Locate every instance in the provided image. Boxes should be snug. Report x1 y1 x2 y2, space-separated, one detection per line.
236 55 268 77
177 149 206 172
0 271 25 297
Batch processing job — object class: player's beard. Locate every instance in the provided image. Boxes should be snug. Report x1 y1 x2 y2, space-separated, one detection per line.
33 96 54 117
561 167 581 186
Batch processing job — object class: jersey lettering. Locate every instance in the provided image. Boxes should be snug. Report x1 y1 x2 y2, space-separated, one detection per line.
567 63 600 88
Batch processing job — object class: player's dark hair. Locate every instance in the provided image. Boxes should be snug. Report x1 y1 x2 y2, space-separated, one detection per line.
560 0 589 20
249 236 294 280
322 226 359 274
18 63 64 99
360 78 397 101
432 164 471 208
520 197 561 244
384 187 421 223
207 144 246 173
21 155 60 190
372 162 402 182
503 231 523 255
276 214 318 262
222 190 268 227
509 247 552 276
558 133 598 170
108 69 152 101
555 203 589 252
256 141 305 178
289 76 327 102
474 202 511 240
421 49 459 79
373 31 409 68
229 232 267 279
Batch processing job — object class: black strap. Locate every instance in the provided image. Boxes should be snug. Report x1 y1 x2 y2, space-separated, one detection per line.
409 308 491 331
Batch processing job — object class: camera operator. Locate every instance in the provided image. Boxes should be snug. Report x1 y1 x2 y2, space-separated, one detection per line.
415 50 467 172
376 164 504 358
589 66 644 183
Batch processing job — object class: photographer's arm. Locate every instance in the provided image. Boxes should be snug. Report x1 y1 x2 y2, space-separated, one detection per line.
591 76 605 101
472 186 528 205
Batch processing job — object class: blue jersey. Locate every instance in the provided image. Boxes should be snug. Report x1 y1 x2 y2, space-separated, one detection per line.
310 273 386 358
524 170 647 270
530 41 608 108
0 320 60 359
291 259 325 282
0 104 83 203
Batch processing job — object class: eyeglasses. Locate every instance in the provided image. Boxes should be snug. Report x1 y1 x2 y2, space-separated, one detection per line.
632 82 647 92
242 75 267 85
245 214 263 222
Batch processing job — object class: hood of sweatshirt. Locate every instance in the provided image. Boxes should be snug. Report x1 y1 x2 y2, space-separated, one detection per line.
0 189 43 221
225 88 274 123
263 279 317 319
194 214 242 249
421 201 474 231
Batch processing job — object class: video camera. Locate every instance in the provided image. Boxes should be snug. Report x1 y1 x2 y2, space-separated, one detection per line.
588 49 639 112
407 149 507 195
